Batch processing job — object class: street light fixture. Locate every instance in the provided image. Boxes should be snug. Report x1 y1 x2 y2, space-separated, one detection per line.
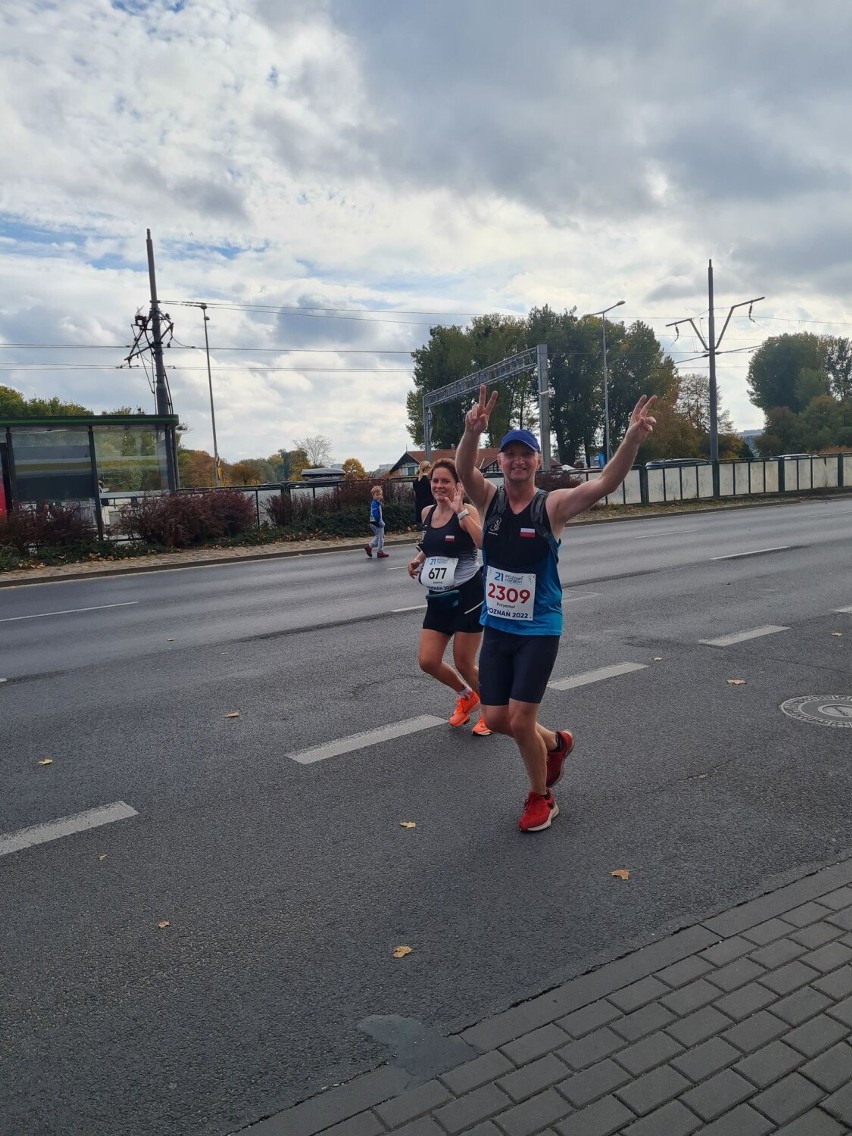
199 303 220 486
585 300 625 462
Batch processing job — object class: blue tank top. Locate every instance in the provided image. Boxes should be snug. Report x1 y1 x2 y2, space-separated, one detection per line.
480 488 562 636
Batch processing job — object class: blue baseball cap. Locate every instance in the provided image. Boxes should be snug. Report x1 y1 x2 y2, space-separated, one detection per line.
499 429 540 453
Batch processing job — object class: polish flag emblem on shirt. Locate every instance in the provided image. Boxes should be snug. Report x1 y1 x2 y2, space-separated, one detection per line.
445 534 455 542
520 527 536 538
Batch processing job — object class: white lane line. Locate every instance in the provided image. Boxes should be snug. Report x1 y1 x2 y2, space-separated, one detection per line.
392 604 428 612
834 606 852 613
0 601 138 624
632 527 699 539
711 546 790 560
0 801 138 858
565 591 601 603
289 714 445 765
386 565 409 571
700 625 789 647
548 661 648 691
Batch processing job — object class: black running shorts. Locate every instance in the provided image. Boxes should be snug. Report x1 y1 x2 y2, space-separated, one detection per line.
422 569 484 637
478 626 560 705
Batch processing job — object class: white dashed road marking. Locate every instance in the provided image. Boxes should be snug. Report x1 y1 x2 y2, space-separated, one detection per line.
392 604 428 613
289 715 446 764
548 661 648 691
699 625 789 647
0 602 138 624
710 546 790 560
834 606 852 613
0 801 138 858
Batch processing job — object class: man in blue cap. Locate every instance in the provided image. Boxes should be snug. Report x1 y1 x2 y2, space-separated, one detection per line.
455 385 657 833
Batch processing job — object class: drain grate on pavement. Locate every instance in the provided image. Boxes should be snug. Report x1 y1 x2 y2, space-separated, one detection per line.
780 696 852 729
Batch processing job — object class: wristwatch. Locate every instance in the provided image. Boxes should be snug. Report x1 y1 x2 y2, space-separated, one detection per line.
457 508 470 519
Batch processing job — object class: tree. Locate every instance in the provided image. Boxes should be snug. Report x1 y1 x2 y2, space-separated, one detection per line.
747 333 828 414
228 458 274 485
605 321 678 451
342 457 367 479
527 306 599 464
0 385 93 418
405 315 529 448
178 448 216 487
293 434 334 467
825 337 852 402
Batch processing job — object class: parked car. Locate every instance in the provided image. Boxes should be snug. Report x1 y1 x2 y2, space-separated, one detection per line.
645 458 711 470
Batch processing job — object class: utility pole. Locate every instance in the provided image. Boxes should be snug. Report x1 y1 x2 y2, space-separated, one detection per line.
146 229 173 418
667 261 763 495
125 230 178 488
200 303 220 485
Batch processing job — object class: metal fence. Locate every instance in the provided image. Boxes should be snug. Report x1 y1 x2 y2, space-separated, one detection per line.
31 453 852 541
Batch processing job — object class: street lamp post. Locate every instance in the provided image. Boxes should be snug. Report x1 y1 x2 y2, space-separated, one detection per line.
199 303 220 486
585 300 625 461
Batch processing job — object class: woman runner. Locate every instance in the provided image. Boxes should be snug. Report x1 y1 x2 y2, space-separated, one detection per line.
407 459 490 736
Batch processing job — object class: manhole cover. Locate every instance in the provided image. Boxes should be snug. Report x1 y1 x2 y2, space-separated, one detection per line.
780 695 852 728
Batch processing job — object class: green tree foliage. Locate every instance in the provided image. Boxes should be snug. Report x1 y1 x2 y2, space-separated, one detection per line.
826 337 852 402
528 306 598 465
747 333 828 413
605 321 678 445
406 316 529 447
0 385 93 418
406 309 679 463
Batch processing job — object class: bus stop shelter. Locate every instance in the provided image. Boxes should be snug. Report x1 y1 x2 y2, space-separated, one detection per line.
0 414 179 537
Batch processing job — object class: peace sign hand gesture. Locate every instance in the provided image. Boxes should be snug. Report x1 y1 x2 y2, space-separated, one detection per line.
464 384 498 436
627 395 658 442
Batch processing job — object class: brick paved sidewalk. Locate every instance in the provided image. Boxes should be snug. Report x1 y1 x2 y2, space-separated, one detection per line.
241 855 852 1136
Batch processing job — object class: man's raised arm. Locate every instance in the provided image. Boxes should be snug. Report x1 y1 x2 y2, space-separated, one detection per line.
455 384 498 513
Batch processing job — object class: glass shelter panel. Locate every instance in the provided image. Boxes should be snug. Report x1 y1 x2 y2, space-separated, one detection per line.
92 424 170 492
11 426 93 503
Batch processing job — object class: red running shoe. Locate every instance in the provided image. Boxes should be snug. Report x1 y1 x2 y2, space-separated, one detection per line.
519 791 559 832
364 544 373 558
377 551 389 558
546 729 574 788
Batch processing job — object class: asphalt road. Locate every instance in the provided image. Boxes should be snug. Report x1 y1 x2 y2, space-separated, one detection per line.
1 497 851 1136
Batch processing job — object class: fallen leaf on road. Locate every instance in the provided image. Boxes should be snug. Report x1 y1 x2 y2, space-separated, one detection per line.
831 632 842 637
167 638 175 642
726 679 747 685
399 821 416 829
98 854 107 861
611 869 630 880
392 945 413 958
157 921 170 929
652 657 662 661
37 759 53 766
224 711 240 718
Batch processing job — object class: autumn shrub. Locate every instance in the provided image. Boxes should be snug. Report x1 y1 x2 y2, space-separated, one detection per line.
207 489 257 536
115 490 254 548
0 503 96 553
0 544 23 571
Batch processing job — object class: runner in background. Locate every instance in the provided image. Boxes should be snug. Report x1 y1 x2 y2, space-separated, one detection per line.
407 459 490 736
455 386 657 832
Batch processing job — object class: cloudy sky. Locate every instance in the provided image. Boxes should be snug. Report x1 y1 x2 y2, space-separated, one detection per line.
2 0 851 470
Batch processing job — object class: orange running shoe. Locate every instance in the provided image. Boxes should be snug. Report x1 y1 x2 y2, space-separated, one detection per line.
449 689 480 727
518 791 559 832
472 714 491 737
